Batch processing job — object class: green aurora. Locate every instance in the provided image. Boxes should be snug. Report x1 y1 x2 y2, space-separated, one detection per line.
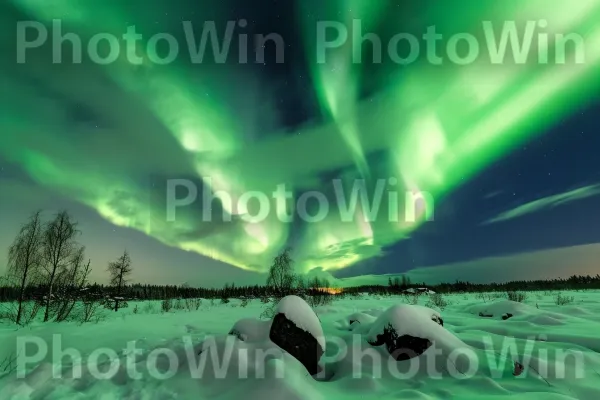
2 0 600 275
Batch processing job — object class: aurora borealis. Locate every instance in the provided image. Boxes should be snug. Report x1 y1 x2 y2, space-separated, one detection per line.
2 0 600 286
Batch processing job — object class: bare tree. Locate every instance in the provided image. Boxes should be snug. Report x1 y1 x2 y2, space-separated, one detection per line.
1 351 18 374
107 250 132 312
266 247 295 295
77 262 104 324
54 246 91 322
6 211 43 325
40 211 79 322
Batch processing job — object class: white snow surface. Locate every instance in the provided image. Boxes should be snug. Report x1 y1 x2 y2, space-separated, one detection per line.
275 295 326 350
1 292 600 399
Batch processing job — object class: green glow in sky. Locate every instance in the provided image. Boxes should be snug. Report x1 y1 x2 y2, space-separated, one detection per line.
298 0 386 179
2 0 600 274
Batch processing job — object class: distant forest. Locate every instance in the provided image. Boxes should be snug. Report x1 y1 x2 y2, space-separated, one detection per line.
1 274 599 303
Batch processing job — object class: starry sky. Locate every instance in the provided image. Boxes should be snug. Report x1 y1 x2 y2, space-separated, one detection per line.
1 0 600 287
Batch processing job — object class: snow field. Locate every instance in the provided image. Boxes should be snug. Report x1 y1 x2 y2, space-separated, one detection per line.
0 290 599 399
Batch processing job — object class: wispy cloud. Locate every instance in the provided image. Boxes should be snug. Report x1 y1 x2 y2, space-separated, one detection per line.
339 243 600 286
484 184 600 224
483 190 503 199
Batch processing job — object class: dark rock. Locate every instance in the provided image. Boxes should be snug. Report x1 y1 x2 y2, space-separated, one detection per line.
228 329 244 341
502 313 513 320
269 313 324 375
368 323 432 361
479 312 494 318
431 315 444 326
513 361 524 376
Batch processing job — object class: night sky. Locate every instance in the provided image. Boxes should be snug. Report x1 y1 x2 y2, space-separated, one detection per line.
1 0 600 287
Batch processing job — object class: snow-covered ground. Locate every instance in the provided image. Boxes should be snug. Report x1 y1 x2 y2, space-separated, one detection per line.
1 290 599 399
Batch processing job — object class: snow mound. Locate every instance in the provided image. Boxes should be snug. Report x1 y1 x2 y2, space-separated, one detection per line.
229 318 271 342
466 300 535 319
348 312 377 325
275 295 326 350
334 312 378 332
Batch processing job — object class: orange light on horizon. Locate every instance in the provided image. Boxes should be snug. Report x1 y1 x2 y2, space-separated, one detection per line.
318 287 343 295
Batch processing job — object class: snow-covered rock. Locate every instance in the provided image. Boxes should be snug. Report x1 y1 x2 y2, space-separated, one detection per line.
269 295 325 375
365 304 471 367
273 295 325 350
366 305 445 360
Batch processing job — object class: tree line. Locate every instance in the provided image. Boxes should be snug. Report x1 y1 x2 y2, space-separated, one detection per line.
343 274 600 295
0 281 335 303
